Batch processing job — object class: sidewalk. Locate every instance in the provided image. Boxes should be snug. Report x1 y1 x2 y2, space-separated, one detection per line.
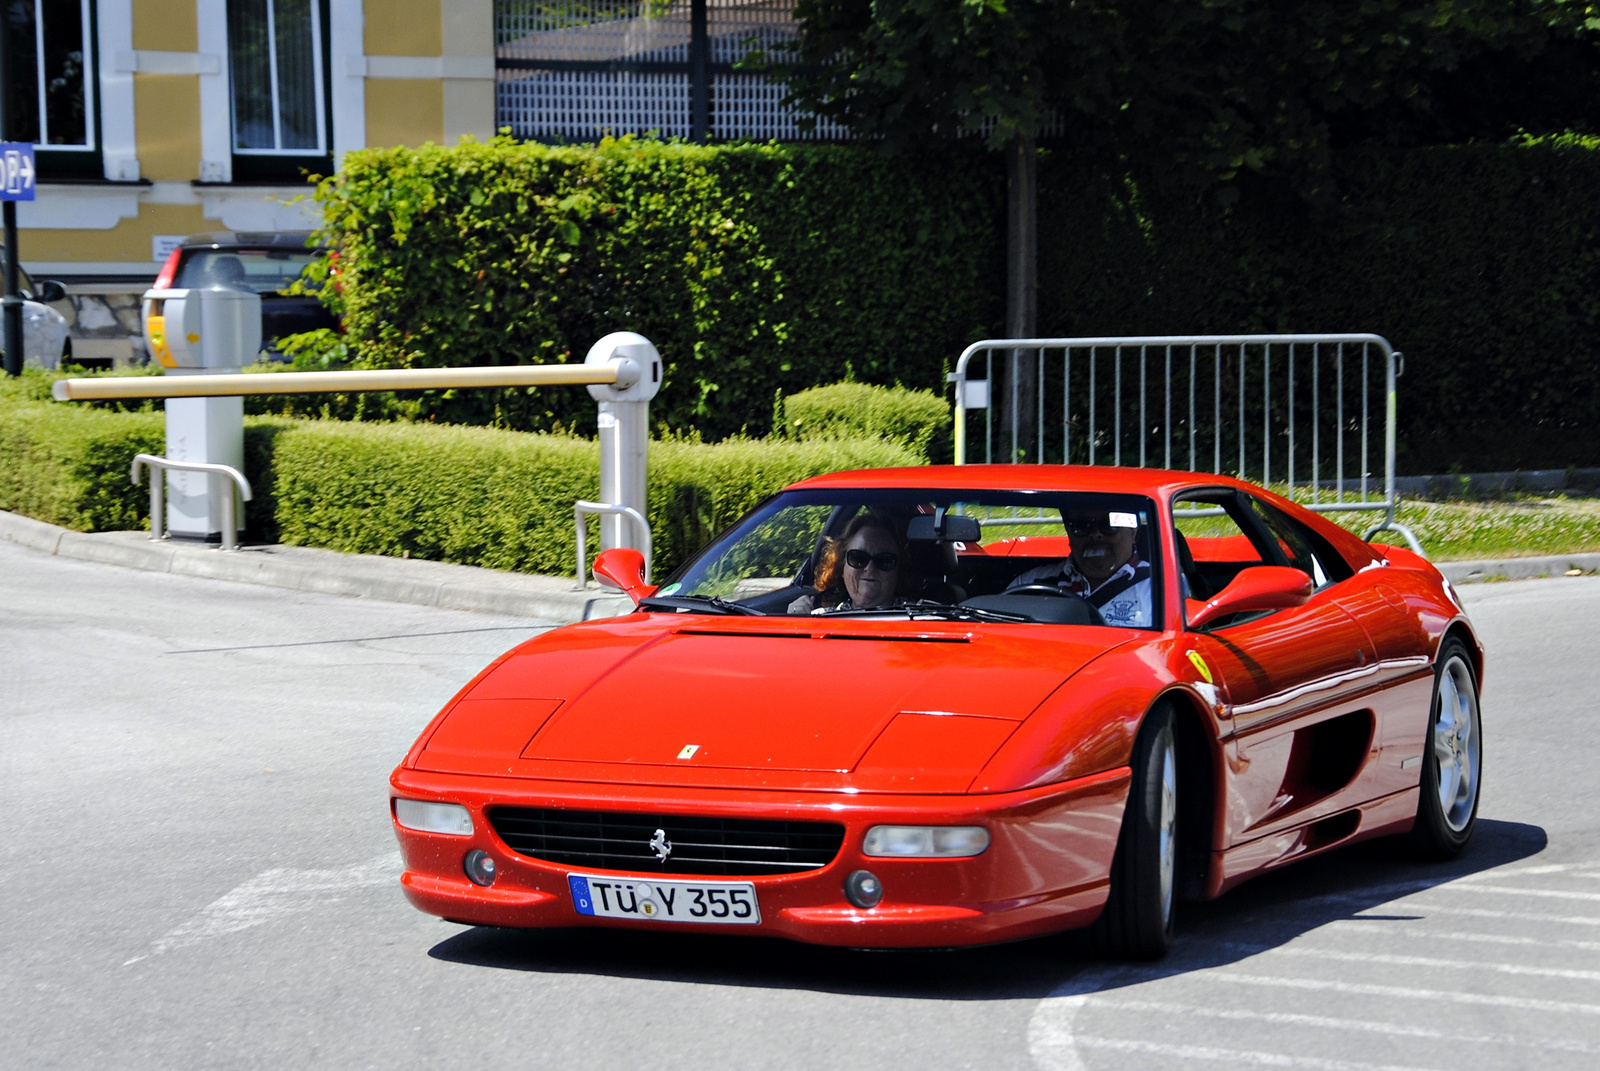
0 510 632 624
3 510 1596 623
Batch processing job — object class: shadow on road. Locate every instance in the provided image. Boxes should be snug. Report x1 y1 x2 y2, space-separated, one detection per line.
426 818 1546 998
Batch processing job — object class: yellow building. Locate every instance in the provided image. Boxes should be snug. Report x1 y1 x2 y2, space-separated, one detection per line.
16 1 815 365
17 0 496 365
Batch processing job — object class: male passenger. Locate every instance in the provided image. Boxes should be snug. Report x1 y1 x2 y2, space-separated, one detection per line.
1005 510 1153 626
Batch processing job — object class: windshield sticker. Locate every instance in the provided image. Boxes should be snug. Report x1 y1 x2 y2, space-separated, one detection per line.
1109 512 1138 529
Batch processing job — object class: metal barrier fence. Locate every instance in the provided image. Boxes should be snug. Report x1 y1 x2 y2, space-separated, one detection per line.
131 454 254 551
495 0 850 142
949 334 1422 553
574 501 653 587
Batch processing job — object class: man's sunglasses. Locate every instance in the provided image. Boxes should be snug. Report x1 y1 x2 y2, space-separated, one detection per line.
845 549 900 570
1065 517 1129 537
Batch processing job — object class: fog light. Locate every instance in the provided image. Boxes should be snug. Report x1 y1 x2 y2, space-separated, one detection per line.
844 869 883 909
394 798 473 836
464 850 497 887
863 825 990 858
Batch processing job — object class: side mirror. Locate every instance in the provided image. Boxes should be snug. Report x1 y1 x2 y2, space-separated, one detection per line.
592 547 656 605
34 279 67 303
1187 566 1312 630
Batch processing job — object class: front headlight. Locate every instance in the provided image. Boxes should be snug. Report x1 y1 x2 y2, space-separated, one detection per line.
862 825 990 858
394 798 474 836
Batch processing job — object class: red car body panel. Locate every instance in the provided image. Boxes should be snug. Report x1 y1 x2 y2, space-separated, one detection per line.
390 465 1480 947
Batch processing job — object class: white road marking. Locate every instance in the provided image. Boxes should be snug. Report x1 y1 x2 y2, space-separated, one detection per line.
1380 903 1600 928
1328 922 1600 954
1209 971 1600 1016
1028 955 1600 1071
1454 863 1576 879
1220 942 1600 982
1441 884 1600 903
1269 885 1600 925
1029 964 1144 1071
1083 998 1598 1055
1070 1035 1457 1071
125 851 401 964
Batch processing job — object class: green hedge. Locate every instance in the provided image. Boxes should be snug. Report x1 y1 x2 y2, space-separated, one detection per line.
780 382 952 461
266 421 918 576
307 136 1002 439
2 387 918 576
0 374 165 530
1040 135 1600 472
300 133 1600 470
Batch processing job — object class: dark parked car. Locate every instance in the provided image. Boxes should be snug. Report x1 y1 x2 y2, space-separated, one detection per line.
143 231 338 362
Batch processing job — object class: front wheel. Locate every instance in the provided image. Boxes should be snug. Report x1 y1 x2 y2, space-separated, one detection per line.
1085 703 1178 959
1409 637 1482 859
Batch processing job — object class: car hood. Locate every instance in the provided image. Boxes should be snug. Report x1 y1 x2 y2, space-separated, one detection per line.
415 618 1132 790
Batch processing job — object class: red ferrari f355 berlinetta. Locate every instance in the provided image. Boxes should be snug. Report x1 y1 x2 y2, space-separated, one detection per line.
390 466 1482 958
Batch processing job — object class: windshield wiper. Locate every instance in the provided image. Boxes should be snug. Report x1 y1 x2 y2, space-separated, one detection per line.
823 603 1029 623
636 594 766 616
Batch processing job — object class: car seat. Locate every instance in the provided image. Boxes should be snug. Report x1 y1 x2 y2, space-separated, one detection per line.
209 255 247 288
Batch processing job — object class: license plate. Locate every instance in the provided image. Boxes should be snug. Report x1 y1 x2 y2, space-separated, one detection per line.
568 874 761 925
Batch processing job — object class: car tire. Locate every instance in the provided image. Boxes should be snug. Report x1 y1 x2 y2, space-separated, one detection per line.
1408 637 1482 859
1084 702 1178 959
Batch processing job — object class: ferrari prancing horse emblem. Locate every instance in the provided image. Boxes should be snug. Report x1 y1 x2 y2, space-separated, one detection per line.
649 828 672 862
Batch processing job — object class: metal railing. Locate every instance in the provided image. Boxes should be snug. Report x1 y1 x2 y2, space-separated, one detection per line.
949 334 1422 554
574 500 653 588
131 454 254 551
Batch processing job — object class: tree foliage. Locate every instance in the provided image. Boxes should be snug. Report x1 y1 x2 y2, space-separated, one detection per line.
786 0 1597 198
297 136 1001 438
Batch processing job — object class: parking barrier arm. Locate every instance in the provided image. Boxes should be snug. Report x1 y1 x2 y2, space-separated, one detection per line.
53 363 624 401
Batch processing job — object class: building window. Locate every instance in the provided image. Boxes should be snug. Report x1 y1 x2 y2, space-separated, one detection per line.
228 0 327 155
3 0 98 176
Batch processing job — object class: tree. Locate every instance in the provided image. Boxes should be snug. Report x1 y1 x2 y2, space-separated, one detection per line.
784 0 1594 453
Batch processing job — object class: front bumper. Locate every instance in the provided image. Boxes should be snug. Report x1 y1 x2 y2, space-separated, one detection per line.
388 767 1130 949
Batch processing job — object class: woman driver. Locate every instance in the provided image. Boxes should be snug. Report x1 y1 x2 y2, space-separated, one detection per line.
787 514 907 614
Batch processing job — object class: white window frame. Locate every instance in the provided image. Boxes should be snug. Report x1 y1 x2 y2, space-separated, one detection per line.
23 0 97 153
229 0 329 156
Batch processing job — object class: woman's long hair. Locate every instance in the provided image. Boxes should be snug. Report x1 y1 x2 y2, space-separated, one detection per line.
813 513 905 596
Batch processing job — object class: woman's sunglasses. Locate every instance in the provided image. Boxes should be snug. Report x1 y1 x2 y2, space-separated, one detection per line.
845 549 899 571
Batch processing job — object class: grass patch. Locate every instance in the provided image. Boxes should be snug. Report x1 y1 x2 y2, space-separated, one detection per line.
1328 497 1600 561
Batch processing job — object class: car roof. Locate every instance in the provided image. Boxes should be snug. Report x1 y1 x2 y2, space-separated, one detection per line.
787 464 1252 499
180 231 319 250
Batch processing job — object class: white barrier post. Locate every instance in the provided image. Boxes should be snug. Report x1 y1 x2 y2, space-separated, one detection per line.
141 285 262 542
585 332 662 554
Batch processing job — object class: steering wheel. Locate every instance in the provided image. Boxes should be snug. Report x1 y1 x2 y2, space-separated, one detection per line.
1009 584 1077 597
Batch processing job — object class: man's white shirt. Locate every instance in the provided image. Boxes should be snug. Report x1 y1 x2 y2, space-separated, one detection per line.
1005 557 1153 627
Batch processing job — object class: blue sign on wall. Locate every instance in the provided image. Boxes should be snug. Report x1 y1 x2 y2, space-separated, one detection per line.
0 143 36 202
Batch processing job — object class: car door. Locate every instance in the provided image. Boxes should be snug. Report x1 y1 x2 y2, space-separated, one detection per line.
1176 490 1379 845
1244 495 1438 807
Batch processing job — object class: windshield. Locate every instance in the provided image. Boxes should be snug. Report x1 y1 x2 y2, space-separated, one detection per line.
175 249 318 294
651 488 1160 627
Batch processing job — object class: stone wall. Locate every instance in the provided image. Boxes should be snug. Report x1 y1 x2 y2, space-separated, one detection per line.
51 293 146 367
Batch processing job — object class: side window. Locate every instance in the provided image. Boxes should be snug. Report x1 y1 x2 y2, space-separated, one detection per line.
1171 493 1269 603
4 0 99 179
1244 497 1355 589
227 0 333 179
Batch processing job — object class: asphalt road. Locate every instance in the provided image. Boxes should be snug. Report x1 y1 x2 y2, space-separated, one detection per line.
2 540 1597 1070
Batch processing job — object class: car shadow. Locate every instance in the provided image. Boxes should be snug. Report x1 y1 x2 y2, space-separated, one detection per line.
426 818 1546 999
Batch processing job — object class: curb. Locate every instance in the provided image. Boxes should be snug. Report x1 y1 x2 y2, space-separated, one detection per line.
1433 552 1600 584
0 511 633 625
5 510 1595 621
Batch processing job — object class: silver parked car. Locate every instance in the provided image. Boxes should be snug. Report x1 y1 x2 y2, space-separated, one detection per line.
0 259 72 369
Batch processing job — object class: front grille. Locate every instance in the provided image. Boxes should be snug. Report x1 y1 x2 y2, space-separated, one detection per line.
488 808 846 876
